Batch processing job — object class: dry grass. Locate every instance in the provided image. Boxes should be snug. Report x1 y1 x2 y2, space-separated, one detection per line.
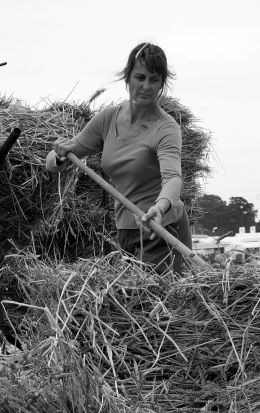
0 94 211 263
1 250 260 412
0 93 222 412
0 98 114 263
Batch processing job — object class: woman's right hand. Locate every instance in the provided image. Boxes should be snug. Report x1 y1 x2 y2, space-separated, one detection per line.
54 137 77 160
46 137 76 172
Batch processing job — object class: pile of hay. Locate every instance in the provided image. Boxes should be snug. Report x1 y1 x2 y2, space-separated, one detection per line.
1 252 260 412
0 97 111 263
0 94 210 263
2 93 259 413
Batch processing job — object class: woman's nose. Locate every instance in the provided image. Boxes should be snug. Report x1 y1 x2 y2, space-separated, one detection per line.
143 79 150 89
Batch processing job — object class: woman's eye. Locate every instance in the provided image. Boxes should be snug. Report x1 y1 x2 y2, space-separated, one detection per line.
134 75 160 83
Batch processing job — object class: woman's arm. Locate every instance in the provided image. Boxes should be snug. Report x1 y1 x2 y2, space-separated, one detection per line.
141 176 182 237
155 175 182 211
46 108 109 172
155 120 183 205
140 121 183 238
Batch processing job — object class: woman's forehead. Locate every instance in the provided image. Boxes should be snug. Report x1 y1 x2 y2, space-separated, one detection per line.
132 60 161 76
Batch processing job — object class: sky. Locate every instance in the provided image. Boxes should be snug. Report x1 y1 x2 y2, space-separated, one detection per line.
1 0 260 218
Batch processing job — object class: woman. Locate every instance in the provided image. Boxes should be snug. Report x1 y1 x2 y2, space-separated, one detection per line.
46 42 192 274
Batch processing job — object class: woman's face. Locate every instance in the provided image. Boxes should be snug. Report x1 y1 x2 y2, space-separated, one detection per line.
128 60 163 105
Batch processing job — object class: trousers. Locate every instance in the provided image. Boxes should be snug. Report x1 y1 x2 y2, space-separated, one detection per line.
117 207 192 275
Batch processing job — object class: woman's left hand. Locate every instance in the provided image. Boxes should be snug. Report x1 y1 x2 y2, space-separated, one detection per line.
135 204 164 240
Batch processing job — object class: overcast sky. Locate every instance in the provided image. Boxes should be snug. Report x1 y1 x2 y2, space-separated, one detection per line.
1 0 260 218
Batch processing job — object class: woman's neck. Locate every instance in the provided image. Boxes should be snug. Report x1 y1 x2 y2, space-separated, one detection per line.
127 100 161 124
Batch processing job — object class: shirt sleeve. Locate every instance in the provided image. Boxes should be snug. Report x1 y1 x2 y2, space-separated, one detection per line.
153 119 183 206
72 107 114 155
155 119 182 182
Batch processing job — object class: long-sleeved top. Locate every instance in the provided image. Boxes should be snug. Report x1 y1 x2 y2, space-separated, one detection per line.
71 104 184 229
47 104 184 228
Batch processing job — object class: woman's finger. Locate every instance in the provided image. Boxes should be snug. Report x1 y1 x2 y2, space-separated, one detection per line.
141 209 157 224
54 138 73 158
54 138 65 153
150 232 157 240
134 214 151 234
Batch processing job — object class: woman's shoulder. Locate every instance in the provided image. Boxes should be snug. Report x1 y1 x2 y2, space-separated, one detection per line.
155 110 181 139
95 104 120 120
152 109 181 147
158 108 180 129
90 104 121 134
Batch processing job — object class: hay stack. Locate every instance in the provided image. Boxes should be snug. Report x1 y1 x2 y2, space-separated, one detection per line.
1 252 260 412
0 95 210 262
0 98 110 263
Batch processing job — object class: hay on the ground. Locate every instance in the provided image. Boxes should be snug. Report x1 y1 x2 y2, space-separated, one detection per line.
1 252 260 412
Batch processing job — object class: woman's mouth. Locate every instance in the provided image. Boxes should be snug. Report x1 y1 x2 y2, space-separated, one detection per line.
138 93 151 98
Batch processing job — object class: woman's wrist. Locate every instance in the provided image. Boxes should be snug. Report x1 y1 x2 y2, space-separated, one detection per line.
154 198 171 214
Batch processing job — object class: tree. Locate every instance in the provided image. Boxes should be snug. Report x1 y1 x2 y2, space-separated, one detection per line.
228 197 257 233
197 194 258 235
197 195 230 235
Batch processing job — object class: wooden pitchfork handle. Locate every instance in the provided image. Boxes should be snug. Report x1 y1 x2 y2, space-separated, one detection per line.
66 152 208 268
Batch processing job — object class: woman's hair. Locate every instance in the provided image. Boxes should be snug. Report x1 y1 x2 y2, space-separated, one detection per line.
118 42 175 92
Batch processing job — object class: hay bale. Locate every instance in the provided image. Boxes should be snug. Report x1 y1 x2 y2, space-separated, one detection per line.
0 95 211 262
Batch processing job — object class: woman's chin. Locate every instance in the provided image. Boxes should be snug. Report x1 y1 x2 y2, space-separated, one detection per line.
132 97 153 106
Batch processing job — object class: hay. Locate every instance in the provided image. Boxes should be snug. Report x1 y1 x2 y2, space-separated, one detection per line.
0 94 211 262
1 252 260 412
0 97 114 263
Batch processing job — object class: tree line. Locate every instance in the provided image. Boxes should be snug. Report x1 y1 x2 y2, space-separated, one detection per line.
197 195 260 236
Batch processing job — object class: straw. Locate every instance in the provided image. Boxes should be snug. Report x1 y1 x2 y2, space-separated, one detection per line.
0 94 211 263
1 251 260 411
